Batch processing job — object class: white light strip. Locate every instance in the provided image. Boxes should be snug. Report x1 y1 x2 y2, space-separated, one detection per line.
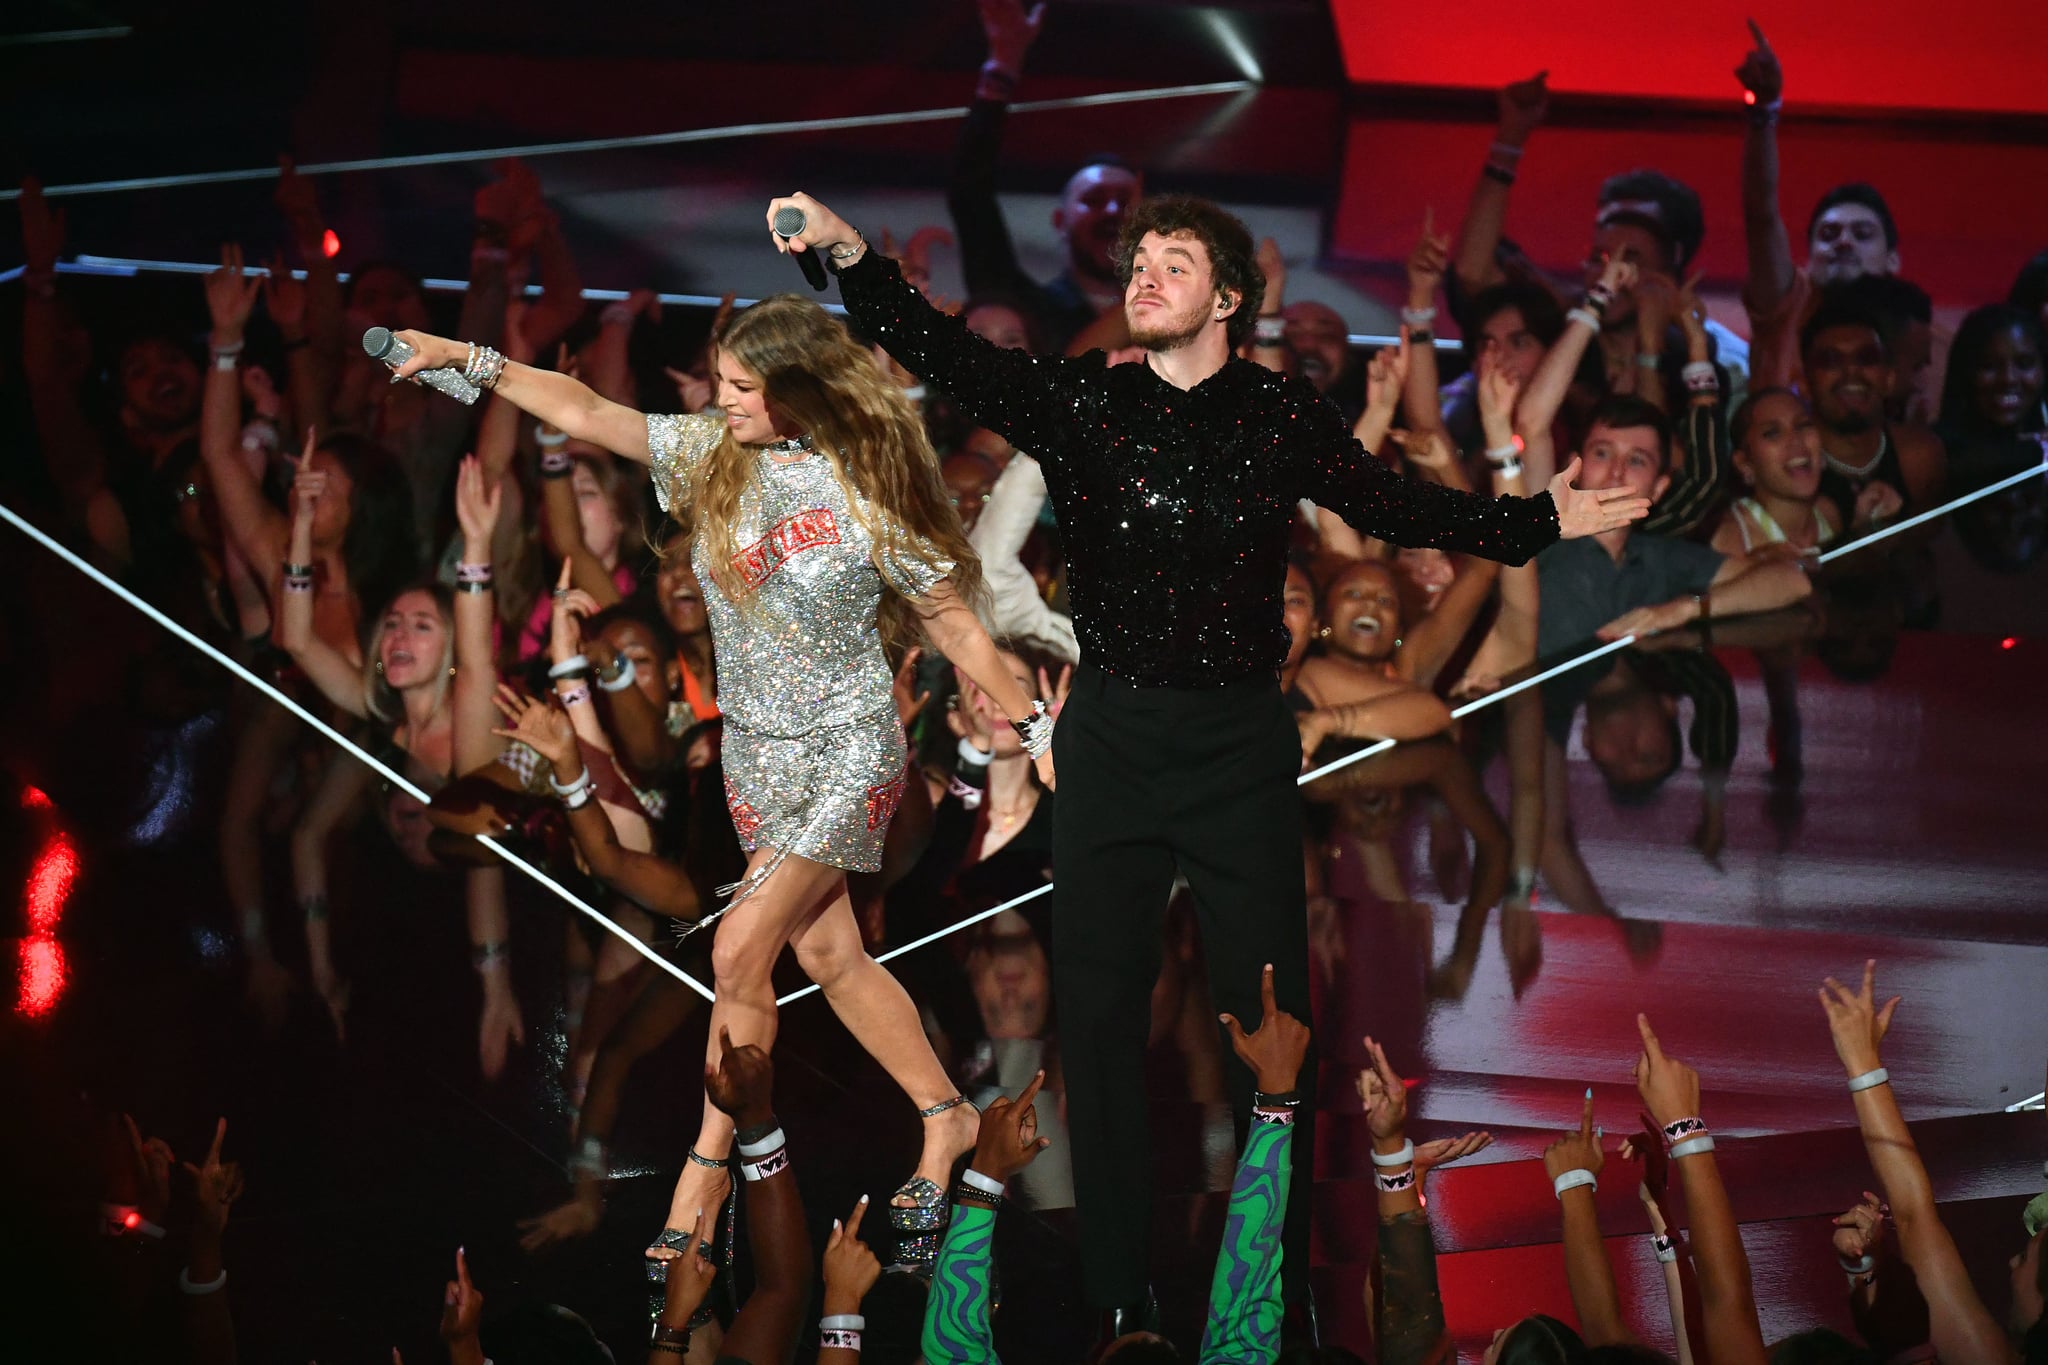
0 26 132 47
0 501 715 1003
0 81 1255 202
776 884 1054 1006
2006 1090 2046 1113
1815 462 2048 564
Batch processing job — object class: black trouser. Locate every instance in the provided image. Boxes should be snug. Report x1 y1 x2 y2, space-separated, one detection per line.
1050 664 1315 1309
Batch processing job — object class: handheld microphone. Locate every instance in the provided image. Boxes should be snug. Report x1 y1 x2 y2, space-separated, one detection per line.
772 206 829 292
363 327 481 405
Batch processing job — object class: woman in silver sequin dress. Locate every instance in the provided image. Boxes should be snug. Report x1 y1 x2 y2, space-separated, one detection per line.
391 297 1053 1265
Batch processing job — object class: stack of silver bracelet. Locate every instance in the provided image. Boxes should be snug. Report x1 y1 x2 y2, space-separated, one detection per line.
462 341 508 391
1012 700 1055 759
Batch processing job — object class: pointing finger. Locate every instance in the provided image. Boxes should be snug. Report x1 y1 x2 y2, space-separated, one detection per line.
844 1192 870 1238
1259 962 1278 1020
1636 1013 1665 1064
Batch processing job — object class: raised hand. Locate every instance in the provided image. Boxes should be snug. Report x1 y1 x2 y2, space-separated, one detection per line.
1497 70 1551 144
1255 236 1287 309
1853 480 1903 527
1220 963 1311 1094
763 193 861 261
1548 457 1652 539
454 454 502 548
660 1218 721 1325
821 1196 882 1307
665 366 714 413
1355 1034 1409 1141
182 1118 245 1236
1406 209 1452 306
1617 1110 1672 1203
548 559 599 666
1596 596 1699 642
205 244 263 340
1415 1131 1493 1177
291 429 326 530
122 1113 175 1224
1832 1191 1888 1261
892 646 931 727
474 159 548 255
1632 1014 1702 1130
971 1070 1051 1182
1674 272 1709 346
489 686 579 769
1036 662 1074 718
273 156 328 258
1477 352 1523 428
438 1246 485 1349
1596 256 1640 300
704 1025 776 1128
1819 959 1899 1077
1633 269 1681 338
1542 1088 1606 1182
1734 19 1783 106
19 177 65 275
1366 331 1412 419
900 226 955 298
261 251 309 338
979 0 1047 73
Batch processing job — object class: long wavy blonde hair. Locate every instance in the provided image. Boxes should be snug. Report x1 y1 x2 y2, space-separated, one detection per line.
675 294 983 656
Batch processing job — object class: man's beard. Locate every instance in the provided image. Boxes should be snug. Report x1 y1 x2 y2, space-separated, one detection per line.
1128 301 1207 351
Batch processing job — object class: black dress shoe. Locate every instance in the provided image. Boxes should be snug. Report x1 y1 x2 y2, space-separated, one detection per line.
1095 1286 1162 1346
1281 1284 1322 1350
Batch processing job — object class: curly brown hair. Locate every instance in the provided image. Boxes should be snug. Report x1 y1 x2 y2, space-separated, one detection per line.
1111 194 1266 349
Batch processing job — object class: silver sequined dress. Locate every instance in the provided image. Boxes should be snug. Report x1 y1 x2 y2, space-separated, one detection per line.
646 413 947 878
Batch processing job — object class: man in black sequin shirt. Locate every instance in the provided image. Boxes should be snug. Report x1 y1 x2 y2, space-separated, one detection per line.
770 189 1648 1323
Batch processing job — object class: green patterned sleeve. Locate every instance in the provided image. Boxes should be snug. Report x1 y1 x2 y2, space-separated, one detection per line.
1197 1118 1295 1365
921 1202 1001 1365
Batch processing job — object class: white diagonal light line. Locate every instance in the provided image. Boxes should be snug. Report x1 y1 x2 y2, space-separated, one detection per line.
0 501 715 1002
0 82 1254 201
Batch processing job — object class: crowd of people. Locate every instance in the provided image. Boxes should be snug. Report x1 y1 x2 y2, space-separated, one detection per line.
11 3 2048 1362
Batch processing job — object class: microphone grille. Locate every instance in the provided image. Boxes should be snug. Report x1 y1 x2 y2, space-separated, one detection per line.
362 326 395 359
771 205 807 239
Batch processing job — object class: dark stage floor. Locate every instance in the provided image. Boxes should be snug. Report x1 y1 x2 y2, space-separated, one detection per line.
3 526 2044 1364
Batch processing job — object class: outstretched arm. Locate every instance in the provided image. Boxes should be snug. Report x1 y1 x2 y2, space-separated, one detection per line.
1820 963 2018 1365
276 448 370 717
1736 22 1795 320
1451 72 1549 295
771 194 1067 458
390 331 650 463
921 580 1056 787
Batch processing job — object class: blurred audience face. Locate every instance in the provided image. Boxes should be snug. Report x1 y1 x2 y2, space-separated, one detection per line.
569 460 624 564
1810 205 1898 285
118 337 201 433
1972 319 2044 430
966 302 1033 353
1056 163 1142 282
966 922 1051 1039
1281 563 1317 674
961 426 1015 474
1576 419 1670 508
1584 672 1678 791
1806 323 1893 435
656 535 708 638
1735 390 1824 501
943 453 999 532
1321 560 1401 665
1125 231 1222 350
1478 305 1549 388
378 589 451 692
963 649 1037 759
601 617 679 710
349 264 431 332
1282 301 1350 393
1395 546 1456 612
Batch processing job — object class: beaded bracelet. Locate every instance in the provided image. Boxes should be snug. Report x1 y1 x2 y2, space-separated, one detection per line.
1662 1116 1707 1142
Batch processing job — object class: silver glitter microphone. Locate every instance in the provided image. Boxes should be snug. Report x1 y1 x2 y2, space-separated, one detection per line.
772 205 830 292
363 327 481 405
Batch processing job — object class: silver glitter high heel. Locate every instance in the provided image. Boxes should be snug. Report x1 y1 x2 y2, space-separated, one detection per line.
888 1095 977 1269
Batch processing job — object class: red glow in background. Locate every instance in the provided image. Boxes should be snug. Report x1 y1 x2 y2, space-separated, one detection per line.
17 787 74 1019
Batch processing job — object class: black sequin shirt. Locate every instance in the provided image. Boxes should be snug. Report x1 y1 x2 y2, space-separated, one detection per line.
838 251 1561 688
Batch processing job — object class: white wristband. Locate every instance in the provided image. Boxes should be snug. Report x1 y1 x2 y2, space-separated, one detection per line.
1370 1139 1415 1170
956 737 993 768
1553 1168 1598 1198
961 1168 1006 1196
821 1315 866 1331
1839 1254 1876 1276
1400 305 1439 326
1566 307 1602 331
1847 1067 1890 1093
179 1267 228 1295
1669 1135 1717 1159
536 426 569 449
548 653 591 679
736 1126 785 1157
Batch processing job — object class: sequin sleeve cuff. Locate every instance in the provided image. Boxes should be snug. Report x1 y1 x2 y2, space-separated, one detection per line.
645 412 726 514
